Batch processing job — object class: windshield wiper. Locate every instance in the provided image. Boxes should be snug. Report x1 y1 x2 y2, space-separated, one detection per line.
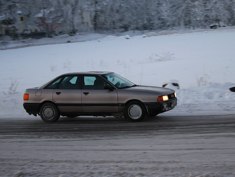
120 84 137 89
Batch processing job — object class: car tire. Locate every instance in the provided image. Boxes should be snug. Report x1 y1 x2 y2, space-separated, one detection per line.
40 102 60 123
124 101 146 121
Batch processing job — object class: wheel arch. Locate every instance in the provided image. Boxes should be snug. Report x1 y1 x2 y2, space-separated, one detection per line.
39 101 59 113
124 99 148 113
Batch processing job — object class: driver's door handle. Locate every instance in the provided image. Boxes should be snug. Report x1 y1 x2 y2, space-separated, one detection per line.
56 92 61 95
83 92 89 95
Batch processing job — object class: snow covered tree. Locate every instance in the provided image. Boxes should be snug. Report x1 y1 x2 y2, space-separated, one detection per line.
1 0 235 37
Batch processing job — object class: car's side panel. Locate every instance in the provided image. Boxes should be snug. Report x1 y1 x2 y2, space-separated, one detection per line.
40 89 53 103
82 89 118 113
117 89 157 104
52 89 82 113
24 88 53 104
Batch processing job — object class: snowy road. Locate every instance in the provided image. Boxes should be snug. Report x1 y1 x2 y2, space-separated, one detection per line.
0 115 235 177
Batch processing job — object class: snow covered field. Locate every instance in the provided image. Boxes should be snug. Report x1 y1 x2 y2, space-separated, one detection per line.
1 28 235 118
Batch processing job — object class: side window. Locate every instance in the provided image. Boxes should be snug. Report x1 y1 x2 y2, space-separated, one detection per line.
59 75 80 89
105 74 125 86
83 76 105 90
45 77 63 89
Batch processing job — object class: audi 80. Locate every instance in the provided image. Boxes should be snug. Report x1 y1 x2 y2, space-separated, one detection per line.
23 72 177 122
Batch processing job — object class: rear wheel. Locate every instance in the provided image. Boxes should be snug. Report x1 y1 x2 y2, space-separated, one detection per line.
124 101 146 121
40 103 60 123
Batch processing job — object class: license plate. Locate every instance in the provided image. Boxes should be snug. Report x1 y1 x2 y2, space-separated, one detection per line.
163 100 176 111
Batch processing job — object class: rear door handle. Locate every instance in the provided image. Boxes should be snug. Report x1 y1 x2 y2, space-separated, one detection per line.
56 92 61 95
83 92 89 95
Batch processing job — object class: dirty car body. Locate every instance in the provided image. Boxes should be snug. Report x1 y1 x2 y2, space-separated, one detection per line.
23 72 177 122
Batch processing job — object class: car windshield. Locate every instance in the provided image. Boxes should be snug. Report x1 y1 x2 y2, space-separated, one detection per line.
103 73 136 89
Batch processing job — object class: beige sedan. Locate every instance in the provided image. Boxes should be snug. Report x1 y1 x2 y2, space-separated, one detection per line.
23 72 177 122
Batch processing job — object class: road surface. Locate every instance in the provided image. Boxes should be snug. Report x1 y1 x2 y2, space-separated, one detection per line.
0 115 235 177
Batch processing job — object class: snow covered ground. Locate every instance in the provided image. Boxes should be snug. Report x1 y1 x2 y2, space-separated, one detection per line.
1 28 235 118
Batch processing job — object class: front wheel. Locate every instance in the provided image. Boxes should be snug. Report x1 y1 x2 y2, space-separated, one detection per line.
124 101 146 121
40 103 60 123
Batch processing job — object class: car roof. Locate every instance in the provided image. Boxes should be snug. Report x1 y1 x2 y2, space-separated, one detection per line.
60 71 112 76
39 71 114 89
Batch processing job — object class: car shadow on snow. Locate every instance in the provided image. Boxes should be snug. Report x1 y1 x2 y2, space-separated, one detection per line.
56 115 162 124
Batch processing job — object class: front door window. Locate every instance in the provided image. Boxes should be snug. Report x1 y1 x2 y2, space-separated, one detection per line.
84 76 105 90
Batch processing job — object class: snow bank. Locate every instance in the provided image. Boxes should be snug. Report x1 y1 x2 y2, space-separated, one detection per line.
0 28 235 118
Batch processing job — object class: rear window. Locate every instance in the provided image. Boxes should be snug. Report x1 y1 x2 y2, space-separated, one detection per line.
45 75 80 89
59 76 80 89
45 77 62 89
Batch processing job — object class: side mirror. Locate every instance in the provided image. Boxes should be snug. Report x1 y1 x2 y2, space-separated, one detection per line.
104 83 114 91
229 87 235 92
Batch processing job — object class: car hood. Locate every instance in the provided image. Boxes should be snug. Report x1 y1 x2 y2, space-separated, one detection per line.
124 85 174 95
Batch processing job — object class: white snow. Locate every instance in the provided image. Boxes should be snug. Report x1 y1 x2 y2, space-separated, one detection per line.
1 28 235 118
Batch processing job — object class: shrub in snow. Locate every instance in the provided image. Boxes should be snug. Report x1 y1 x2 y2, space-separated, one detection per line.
50 65 57 72
230 87 235 92
14 171 24 177
197 75 209 87
3 80 19 95
63 60 71 70
162 82 180 90
124 35 130 39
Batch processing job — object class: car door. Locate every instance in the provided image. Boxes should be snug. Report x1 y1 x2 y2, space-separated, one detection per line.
52 75 82 113
82 75 118 113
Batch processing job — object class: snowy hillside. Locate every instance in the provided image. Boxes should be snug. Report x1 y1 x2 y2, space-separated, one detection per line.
1 28 235 118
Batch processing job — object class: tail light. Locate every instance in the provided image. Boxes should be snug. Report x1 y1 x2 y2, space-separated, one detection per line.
157 95 169 102
23 93 29 101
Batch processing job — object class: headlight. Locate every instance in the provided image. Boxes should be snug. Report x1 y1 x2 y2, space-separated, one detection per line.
174 92 177 97
157 95 169 102
162 95 169 101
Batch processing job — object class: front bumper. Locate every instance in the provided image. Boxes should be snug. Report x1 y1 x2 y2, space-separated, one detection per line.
23 103 40 116
145 98 177 116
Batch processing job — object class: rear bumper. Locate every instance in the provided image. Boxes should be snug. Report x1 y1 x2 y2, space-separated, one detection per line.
23 103 40 115
145 98 177 116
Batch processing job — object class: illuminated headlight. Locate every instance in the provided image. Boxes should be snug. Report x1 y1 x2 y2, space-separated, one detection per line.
157 95 169 102
174 92 177 97
162 95 169 101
